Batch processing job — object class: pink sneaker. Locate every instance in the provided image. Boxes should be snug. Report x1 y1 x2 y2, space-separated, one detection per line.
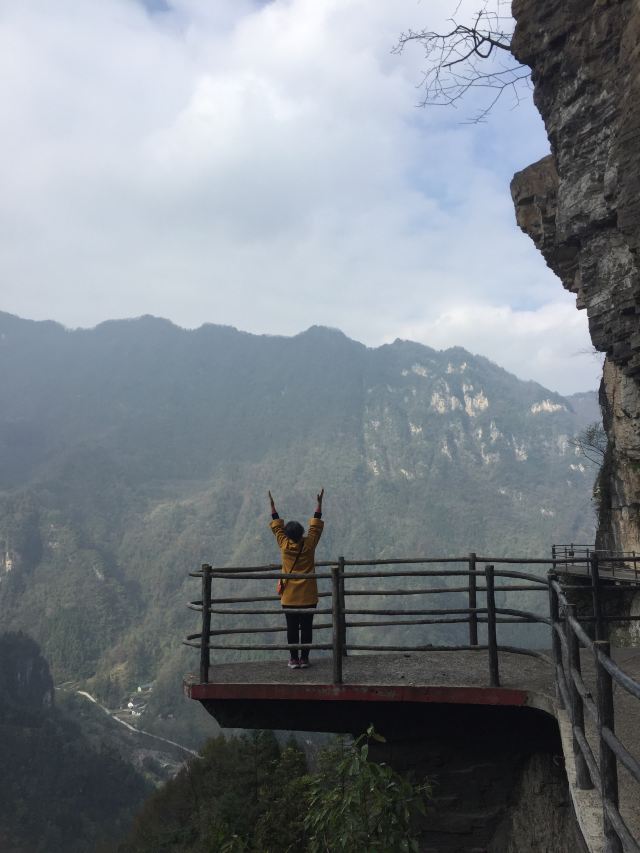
299 659 310 669
288 658 300 669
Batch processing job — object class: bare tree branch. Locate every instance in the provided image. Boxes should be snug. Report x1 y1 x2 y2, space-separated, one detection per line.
569 422 608 467
394 1 530 122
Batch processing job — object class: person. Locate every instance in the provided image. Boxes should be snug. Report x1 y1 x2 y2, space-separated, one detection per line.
269 489 324 669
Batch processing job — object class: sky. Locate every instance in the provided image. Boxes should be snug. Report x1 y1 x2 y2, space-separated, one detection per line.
0 0 601 394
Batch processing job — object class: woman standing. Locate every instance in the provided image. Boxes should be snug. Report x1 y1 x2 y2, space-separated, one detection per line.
269 489 324 669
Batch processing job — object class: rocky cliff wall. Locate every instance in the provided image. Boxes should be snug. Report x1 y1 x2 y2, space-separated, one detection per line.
510 0 640 553
370 706 585 852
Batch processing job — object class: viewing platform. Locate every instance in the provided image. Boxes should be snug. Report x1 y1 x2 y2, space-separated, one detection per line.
184 649 554 731
183 551 640 853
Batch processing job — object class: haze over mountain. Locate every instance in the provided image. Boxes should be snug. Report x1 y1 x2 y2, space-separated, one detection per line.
0 311 598 744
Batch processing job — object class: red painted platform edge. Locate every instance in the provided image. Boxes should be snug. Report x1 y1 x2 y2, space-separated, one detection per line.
183 679 529 707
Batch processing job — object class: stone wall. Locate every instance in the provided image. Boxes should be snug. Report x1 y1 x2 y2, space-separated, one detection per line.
509 0 640 553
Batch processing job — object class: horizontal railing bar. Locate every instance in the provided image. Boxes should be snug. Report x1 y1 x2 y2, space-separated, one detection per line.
479 558 584 566
194 605 549 621
344 585 471 596
183 642 333 651
345 569 551 582
484 617 541 624
601 727 640 785
192 566 570 582
341 584 545 596
497 646 553 665
192 600 335 612
343 557 468 566
343 570 476 578
191 617 546 635
574 728 601 793
207 607 331 615
190 561 338 576
495 607 550 625
345 617 473 628
603 799 640 853
596 650 640 700
187 623 333 638
346 644 489 652
490 569 549 584
189 556 599 578
343 607 485 616
561 585 634 592
206 571 333 580
209 592 332 605
580 615 640 622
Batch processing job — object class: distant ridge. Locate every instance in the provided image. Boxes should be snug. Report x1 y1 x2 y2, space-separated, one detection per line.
0 310 598 746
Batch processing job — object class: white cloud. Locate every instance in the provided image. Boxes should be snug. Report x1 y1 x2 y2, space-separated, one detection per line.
0 0 599 393
396 300 601 395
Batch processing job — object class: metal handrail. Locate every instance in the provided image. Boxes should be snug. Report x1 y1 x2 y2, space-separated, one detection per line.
548 577 640 852
186 552 640 852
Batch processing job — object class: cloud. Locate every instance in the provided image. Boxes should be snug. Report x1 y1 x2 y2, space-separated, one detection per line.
0 0 598 393
396 300 602 395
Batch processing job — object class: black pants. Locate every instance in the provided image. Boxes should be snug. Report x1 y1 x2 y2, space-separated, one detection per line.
282 605 315 660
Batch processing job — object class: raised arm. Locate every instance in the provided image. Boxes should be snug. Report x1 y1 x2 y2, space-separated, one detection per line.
269 490 279 520
268 491 288 548
306 488 324 548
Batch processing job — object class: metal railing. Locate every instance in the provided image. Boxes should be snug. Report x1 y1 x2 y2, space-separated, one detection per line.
184 553 563 685
553 544 640 582
185 550 640 851
550 575 640 853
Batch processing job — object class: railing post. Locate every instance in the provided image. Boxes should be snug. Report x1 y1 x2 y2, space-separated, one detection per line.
594 640 622 853
551 544 557 573
200 563 212 685
485 564 499 687
331 564 343 685
338 556 347 657
565 604 592 790
548 572 566 711
468 552 478 646
591 554 604 640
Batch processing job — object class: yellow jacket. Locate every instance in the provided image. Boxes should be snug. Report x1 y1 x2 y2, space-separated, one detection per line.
270 517 324 607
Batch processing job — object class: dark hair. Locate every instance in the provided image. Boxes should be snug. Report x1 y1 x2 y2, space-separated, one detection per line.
284 521 304 543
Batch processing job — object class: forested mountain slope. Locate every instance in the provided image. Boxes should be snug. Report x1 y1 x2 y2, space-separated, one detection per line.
0 632 151 852
0 312 598 744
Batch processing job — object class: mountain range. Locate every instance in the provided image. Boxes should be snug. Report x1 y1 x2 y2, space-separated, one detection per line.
0 311 599 745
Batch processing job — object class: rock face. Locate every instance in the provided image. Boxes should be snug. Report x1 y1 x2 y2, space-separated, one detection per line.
370 706 584 852
510 0 640 553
